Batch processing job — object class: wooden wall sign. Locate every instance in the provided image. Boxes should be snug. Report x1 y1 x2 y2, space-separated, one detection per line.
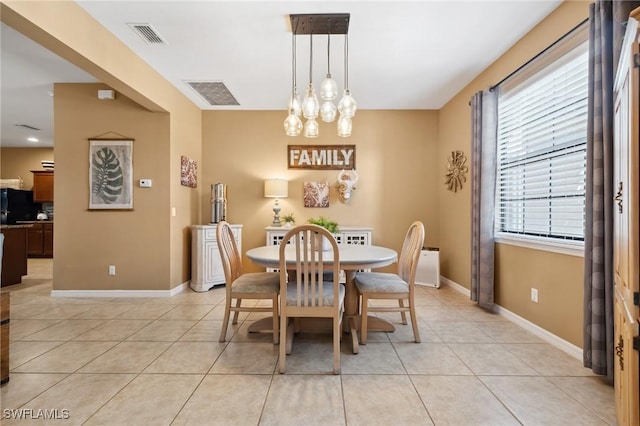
288 145 356 170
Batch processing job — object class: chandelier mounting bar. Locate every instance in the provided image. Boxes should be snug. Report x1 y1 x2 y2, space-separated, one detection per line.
290 13 350 35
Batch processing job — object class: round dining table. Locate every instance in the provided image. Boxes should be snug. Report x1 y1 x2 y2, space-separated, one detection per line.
245 244 398 354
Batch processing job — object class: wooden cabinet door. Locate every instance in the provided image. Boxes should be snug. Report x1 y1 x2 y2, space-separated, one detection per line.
613 12 640 426
43 223 53 257
31 171 54 202
27 224 44 257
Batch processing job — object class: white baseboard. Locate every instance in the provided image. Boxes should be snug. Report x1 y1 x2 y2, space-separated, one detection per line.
440 276 470 296
50 281 188 298
440 276 582 361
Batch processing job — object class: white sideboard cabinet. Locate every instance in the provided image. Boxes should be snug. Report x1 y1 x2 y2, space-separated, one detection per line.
190 224 242 292
265 225 373 278
266 225 372 247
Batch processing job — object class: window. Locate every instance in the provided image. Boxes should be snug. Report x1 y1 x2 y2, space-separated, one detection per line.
495 32 588 254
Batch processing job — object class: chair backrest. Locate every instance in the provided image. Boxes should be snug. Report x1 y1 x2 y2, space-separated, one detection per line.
216 221 243 286
279 224 341 311
397 221 425 285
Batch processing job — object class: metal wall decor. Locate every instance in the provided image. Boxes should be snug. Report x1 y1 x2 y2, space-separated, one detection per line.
445 150 468 192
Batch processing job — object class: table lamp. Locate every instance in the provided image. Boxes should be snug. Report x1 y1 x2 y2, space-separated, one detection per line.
264 179 288 226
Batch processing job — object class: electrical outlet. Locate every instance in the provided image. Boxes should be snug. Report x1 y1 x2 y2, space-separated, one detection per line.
108 265 116 276
531 288 539 303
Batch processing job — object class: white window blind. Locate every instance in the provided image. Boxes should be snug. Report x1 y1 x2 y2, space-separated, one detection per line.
496 40 588 243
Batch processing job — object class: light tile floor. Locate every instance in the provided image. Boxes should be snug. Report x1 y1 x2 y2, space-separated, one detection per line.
1 259 616 425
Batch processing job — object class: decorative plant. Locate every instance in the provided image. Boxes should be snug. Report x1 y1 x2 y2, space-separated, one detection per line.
281 213 296 225
307 216 339 234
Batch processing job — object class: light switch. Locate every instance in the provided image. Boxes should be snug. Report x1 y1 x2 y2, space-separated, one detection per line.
139 179 152 188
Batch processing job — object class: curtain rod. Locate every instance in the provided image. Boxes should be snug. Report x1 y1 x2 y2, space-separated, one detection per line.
488 18 588 92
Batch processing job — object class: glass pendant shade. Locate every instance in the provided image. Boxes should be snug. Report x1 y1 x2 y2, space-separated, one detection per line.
302 84 320 119
284 111 303 136
320 74 338 101
320 100 337 122
337 115 352 137
337 89 357 118
288 90 302 116
304 118 319 138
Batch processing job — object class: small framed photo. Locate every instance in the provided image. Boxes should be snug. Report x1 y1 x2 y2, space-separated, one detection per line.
89 139 133 210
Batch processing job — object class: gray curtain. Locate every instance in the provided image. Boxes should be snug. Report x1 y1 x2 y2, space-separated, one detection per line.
470 90 498 310
583 0 640 381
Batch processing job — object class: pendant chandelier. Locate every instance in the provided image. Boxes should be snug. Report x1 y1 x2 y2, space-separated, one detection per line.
284 13 356 138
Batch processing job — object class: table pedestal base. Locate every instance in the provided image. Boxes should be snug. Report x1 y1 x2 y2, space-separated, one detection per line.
247 315 396 354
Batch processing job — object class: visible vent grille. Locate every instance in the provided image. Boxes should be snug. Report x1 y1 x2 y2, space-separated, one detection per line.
15 124 40 131
186 81 239 106
127 23 167 44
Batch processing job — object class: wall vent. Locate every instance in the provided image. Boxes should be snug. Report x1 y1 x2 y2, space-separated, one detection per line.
127 23 167 45
186 81 239 106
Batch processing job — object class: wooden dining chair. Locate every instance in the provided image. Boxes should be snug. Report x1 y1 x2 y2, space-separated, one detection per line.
354 221 425 344
278 224 344 374
216 221 280 344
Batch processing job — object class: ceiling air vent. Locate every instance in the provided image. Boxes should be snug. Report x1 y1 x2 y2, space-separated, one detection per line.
186 81 239 106
127 23 167 45
15 124 40 131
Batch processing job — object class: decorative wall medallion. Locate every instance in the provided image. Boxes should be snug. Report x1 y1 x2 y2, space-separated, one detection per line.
445 150 468 192
303 181 330 207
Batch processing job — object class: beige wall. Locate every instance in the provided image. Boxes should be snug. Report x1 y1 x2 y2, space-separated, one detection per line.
53 83 171 290
438 0 591 346
202 110 440 272
0 148 54 190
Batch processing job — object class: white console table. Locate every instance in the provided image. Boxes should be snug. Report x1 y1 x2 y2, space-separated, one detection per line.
190 224 242 292
265 225 373 278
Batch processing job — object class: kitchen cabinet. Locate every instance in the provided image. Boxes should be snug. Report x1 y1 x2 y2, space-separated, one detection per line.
0 225 29 286
27 222 53 258
190 224 242 292
31 171 54 202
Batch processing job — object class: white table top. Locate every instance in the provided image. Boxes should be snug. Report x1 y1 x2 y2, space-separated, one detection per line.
246 244 398 271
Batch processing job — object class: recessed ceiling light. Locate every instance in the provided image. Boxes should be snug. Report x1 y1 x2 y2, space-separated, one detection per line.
27 137 39 142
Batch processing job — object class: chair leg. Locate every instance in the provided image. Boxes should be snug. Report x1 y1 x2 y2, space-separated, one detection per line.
399 299 407 324
272 295 279 345
232 298 241 324
278 315 287 374
219 299 232 342
333 315 341 375
360 294 369 345
409 304 420 343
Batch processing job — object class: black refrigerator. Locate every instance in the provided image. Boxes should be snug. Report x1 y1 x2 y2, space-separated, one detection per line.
0 189 38 224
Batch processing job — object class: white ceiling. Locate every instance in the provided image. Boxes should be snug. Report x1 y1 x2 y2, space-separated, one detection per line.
1 0 562 148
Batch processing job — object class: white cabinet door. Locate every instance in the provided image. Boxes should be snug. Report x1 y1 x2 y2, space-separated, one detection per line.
190 224 242 292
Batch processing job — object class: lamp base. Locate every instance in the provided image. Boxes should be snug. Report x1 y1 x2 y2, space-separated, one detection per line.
271 201 282 227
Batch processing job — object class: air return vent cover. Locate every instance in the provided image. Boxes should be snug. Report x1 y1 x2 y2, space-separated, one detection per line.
127 23 167 44
186 81 239 106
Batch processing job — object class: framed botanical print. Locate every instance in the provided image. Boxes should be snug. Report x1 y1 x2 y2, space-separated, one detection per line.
89 139 133 209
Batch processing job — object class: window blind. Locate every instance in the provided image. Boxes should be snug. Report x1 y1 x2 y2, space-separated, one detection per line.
496 41 588 242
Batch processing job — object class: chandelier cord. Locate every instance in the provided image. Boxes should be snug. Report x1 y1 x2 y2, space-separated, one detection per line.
327 19 331 74
308 30 314 84
291 33 296 95
344 33 349 90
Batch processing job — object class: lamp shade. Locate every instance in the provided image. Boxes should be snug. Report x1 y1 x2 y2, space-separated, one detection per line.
264 179 288 198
